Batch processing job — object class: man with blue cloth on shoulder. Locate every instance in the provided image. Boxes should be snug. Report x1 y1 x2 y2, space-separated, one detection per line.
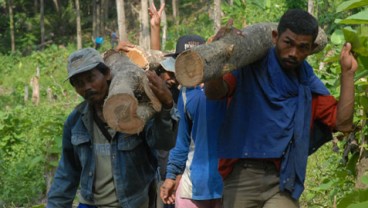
205 9 358 208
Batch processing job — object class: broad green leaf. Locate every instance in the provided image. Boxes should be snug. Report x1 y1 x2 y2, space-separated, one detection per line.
314 180 335 191
49 160 59 167
338 189 368 207
358 55 368 70
336 0 368 13
343 27 368 57
361 175 368 185
339 10 368 25
29 155 44 168
347 201 368 208
331 29 346 45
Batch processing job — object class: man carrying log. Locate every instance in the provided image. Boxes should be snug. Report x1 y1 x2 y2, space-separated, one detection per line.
47 47 178 208
204 9 358 208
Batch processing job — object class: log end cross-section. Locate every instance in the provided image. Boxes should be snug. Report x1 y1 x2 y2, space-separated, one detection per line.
175 50 204 87
102 50 162 135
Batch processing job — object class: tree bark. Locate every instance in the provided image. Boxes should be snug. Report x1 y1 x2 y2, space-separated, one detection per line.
102 50 161 134
172 0 178 25
140 0 150 49
116 0 128 41
96 0 101 36
214 0 221 32
175 22 328 87
75 0 82 49
93 0 97 38
40 0 45 50
101 0 109 36
308 0 314 15
7 0 15 52
52 0 60 13
160 0 167 49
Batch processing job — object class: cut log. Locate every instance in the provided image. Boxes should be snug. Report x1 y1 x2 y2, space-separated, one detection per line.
175 22 328 87
124 45 166 70
102 49 162 134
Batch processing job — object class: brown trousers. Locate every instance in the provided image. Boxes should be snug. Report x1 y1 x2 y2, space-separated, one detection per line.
222 159 299 208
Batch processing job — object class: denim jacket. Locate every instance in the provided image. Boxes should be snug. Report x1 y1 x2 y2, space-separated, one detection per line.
47 101 178 208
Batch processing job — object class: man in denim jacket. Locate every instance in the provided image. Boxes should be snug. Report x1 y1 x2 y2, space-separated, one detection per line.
47 47 178 208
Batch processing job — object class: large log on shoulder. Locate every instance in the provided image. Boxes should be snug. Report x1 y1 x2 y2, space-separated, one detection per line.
175 22 328 87
102 50 161 134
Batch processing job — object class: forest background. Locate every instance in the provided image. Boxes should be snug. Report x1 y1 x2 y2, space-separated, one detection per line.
0 0 368 207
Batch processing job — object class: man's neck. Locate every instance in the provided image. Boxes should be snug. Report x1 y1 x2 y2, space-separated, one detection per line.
91 102 105 122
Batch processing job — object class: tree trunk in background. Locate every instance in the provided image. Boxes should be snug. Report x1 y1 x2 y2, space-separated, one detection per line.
308 0 314 16
172 0 178 25
160 0 167 50
52 0 60 13
103 0 109 34
116 0 128 41
76 0 82 49
140 0 150 49
100 0 108 36
96 0 101 36
34 0 38 16
229 0 233 5
8 0 15 52
93 0 97 39
40 0 45 50
214 0 221 32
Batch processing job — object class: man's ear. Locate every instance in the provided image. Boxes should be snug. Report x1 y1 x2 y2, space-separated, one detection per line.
272 30 278 44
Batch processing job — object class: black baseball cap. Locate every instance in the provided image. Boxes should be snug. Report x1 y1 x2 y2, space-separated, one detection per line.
165 34 206 57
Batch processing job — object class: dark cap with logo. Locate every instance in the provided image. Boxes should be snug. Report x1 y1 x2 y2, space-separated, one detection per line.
66 47 104 81
161 35 205 72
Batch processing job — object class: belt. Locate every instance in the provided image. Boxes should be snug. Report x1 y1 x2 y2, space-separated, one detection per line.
240 159 278 171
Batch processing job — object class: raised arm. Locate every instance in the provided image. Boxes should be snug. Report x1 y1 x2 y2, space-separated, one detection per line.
149 2 165 50
335 42 358 132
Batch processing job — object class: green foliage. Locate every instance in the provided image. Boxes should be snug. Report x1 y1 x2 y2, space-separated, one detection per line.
301 143 356 207
304 1 368 207
0 45 78 206
0 104 67 206
221 0 287 28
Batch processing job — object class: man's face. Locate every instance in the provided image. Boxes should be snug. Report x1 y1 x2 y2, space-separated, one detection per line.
156 67 178 89
70 68 111 104
273 29 314 72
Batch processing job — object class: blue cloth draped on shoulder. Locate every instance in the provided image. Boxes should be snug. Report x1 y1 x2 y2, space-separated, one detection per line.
218 48 330 199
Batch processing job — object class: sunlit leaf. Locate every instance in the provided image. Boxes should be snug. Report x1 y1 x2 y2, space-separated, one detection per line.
361 175 368 185
338 189 368 207
29 155 44 168
355 70 368 81
336 0 368 13
331 29 346 45
339 10 368 25
343 27 368 57
347 201 368 208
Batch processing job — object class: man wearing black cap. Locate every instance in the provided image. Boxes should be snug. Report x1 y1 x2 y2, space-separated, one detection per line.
47 47 178 208
157 34 206 102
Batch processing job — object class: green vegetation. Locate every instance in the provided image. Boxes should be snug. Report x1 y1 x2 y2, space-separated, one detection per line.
0 0 367 207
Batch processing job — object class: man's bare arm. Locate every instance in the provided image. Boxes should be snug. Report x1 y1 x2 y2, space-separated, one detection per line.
335 43 358 132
